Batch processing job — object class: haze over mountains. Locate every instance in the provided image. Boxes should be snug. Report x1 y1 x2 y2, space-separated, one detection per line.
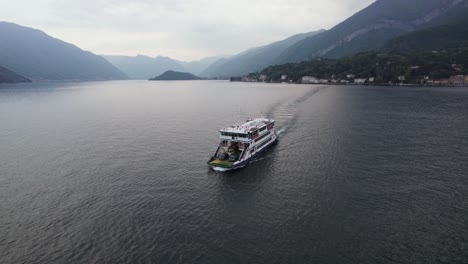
103 0 468 79
102 55 221 80
199 30 325 78
1 0 467 83
102 30 325 79
0 22 127 81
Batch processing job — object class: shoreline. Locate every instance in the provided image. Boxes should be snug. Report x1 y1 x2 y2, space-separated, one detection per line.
230 80 468 88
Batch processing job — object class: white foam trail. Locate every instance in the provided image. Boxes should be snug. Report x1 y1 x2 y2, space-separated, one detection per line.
277 126 289 136
212 167 232 172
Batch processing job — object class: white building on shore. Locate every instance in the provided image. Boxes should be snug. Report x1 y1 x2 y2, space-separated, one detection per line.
301 76 320 84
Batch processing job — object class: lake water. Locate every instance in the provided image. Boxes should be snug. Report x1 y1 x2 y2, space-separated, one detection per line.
1 81 468 264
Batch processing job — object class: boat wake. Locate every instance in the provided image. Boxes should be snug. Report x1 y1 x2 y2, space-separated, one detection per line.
276 126 289 136
265 86 324 138
210 86 325 171
212 167 232 172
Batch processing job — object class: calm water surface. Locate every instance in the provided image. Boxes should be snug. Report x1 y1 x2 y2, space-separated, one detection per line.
1 81 468 263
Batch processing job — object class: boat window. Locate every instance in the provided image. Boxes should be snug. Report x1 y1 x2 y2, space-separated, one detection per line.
257 137 272 149
255 131 271 142
220 132 248 138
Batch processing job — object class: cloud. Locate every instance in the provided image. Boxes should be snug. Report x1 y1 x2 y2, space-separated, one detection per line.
0 0 375 61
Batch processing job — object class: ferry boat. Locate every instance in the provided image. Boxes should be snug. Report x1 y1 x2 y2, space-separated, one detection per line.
208 117 278 171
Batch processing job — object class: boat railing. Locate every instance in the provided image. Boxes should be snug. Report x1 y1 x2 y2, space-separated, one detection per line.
213 145 221 158
240 147 249 161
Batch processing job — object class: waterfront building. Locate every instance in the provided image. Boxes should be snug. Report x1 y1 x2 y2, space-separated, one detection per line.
434 79 450 85
301 76 319 84
450 75 465 86
241 76 257 82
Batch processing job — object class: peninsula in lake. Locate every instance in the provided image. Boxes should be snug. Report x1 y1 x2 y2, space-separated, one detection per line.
149 70 203 81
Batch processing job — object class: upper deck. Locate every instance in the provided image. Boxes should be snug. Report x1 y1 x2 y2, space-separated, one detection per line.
219 117 275 141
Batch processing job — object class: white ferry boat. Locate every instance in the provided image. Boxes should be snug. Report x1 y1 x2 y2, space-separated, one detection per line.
208 117 278 171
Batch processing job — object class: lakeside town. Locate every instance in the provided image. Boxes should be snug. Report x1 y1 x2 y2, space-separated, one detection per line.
231 72 468 86
230 48 468 87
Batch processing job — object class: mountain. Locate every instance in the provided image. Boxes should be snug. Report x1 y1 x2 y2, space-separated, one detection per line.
102 55 224 79
179 56 225 76
0 22 127 81
198 57 231 78
103 55 185 80
0 65 31 83
275 0 468 63
149 70 202 80
384 16 468 52
200 30 325 78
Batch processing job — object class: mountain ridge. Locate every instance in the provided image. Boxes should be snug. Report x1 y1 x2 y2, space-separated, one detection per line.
103 54 224 79
103 55 185 80
0 65 31 83
200 30 325 77
384 15 468 52
275 0 468 63
0 22 127 81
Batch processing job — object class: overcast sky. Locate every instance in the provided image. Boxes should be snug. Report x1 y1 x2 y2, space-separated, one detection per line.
0 0 374 61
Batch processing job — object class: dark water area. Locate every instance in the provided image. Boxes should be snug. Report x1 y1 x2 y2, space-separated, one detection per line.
1 81 467 264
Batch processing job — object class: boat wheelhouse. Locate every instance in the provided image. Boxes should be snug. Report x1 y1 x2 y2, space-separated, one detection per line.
208 117 278 171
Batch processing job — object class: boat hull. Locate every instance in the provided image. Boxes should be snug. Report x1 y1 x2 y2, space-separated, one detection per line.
208 136 278 171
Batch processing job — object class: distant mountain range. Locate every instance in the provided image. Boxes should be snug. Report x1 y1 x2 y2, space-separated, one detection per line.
102 55 184 80
0 65 30 83
102 54 222 80
179 56 224 76
0 22 127 81
190 0 468 78
2 0 467 82
102 30 326 79
200 30 325 78
149 70 203 81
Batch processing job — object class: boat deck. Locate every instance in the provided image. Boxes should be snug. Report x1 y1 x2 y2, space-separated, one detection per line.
209 159 234 168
